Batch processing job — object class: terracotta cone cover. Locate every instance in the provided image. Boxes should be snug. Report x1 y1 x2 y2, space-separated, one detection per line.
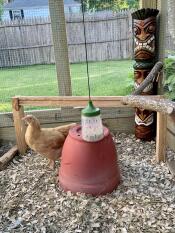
58 125 121 196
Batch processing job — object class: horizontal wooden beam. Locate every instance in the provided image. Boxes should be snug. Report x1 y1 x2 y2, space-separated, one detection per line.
0 107 134 128
13 95 162 108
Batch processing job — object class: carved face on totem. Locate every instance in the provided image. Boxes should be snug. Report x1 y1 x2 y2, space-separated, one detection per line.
134 69 153 94
132 9 159 141
135 108 154 126
134 16 156 60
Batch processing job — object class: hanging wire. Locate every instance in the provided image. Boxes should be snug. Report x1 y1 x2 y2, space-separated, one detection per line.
81 0 91 100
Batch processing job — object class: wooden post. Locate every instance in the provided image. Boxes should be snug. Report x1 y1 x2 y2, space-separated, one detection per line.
157 0 167 94
48 0 72 96
139 0 157 8
12 97 27 154
156 113 167 162
156 0 167 161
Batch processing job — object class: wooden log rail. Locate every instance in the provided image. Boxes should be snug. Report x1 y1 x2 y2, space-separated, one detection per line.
123 96 175 115
12 95 167 163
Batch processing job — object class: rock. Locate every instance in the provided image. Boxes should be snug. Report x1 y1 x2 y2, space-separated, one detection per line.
121 228 127 233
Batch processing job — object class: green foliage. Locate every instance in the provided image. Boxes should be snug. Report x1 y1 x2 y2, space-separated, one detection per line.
0 0 4 21
127 71 134 91
127 0 139 9
78 0 139 12
0 0 3 20
164 58 175 100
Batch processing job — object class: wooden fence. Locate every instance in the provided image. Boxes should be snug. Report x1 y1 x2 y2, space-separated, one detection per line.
0 11 131 67
0 11 174 67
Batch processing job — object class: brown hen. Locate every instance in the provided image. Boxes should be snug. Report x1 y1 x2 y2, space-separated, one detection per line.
23 115 76 169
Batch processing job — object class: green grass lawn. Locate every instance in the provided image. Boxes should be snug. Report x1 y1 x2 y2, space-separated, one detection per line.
0 60 134 112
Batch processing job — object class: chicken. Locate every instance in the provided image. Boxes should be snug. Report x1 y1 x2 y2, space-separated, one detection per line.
22 115 76 169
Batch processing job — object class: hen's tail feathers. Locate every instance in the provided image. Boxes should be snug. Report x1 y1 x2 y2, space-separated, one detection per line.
56 123 77 136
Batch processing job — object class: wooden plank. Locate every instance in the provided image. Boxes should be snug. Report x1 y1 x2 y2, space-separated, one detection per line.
0 116 134 142
12 98 27 154
48 0 72 95
0 107 134 127
18 96 125 107
16 95 161 108
167 160 175 177
156 112 167 162
103 117 134 133
167 129 175 152
139 0 157 8
167 115 175 134
0 146 18 170
167 115 175 152
0 127 16 142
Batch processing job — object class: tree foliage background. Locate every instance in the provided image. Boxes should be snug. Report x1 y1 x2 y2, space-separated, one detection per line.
0 0 6 20
78 0 139 12
0 0 3 19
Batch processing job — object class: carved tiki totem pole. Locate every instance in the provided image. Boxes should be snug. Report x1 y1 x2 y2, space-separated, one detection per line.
132 9 159 140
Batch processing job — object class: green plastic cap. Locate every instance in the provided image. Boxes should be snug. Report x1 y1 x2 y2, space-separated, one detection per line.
81 100 101 117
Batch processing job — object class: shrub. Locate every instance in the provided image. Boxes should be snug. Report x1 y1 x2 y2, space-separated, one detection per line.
164 58 175 101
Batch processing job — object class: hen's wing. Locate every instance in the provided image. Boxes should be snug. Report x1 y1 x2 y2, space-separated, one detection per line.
53 123 76 136
40 129 66 149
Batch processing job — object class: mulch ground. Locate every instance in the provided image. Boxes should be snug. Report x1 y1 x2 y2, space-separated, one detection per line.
0 133 175 233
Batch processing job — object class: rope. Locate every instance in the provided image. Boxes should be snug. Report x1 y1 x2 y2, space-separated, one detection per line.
81 0 91 100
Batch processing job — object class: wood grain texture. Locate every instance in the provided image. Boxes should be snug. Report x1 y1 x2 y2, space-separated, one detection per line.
0 107 134 127
139 0 158 8
48 0 72 96
167 115 175 152
17 96 129 107
122 96 174 115
156 112 167 162
12 98 27 154
167 160 175 177
0 145 18 170
2 107 134 142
